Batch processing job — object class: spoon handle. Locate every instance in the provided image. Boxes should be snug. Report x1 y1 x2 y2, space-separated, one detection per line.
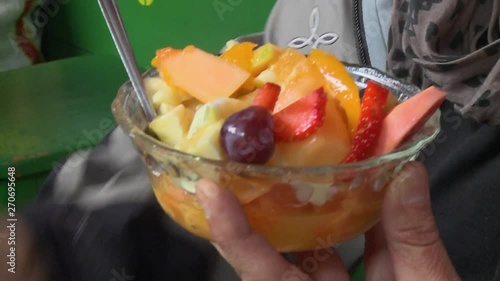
98 0 156 121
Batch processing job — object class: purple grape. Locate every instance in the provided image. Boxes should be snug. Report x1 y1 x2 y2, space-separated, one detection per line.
220 106 275 164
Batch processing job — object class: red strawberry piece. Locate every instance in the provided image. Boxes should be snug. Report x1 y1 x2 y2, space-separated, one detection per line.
253 83 281 112
273 87 328 142
343 81 389 163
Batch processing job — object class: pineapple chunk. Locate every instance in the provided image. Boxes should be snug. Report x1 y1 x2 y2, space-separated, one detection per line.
149 104 194 147
251 43 282 75
144 77 192 104
144 77 167 95
178 120 225 160
158 103 176 115
238 89 259 106
255 69 280 88
224 40 240 52
152 90 180 109
187 98 247 138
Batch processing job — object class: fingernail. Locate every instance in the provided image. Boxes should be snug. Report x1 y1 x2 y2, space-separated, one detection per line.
196 179 221 218
395 165 428 207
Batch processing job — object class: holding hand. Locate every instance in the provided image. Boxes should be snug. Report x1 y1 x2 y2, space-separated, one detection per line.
196 162 462 281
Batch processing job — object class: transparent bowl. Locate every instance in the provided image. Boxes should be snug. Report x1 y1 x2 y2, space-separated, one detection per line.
112 66 441 252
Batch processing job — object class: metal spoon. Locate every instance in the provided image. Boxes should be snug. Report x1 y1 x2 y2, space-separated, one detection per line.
98 0 156 122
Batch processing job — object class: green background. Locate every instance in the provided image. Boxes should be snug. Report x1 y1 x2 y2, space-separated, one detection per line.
43 0 275 68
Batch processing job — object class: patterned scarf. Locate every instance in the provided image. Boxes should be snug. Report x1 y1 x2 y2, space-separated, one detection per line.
387 0 500 126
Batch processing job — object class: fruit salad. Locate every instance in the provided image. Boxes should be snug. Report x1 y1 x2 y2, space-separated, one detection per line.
141 42 445 251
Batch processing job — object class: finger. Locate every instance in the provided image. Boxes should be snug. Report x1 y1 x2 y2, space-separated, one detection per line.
196 179 311 281
381 161 461 281
364 223 395 281
293 249 350 281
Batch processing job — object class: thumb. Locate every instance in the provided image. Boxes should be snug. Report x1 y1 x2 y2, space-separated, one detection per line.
381 161 461 281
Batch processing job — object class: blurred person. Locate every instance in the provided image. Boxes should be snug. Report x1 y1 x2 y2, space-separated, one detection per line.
0 0 45 72
2 0 499 280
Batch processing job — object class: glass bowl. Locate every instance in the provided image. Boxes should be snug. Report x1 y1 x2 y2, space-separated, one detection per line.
111 65 441 252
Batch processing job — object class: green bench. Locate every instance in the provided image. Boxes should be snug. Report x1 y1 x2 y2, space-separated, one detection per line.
0 55 127 209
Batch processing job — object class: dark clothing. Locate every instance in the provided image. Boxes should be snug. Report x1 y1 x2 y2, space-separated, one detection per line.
422 101 500 281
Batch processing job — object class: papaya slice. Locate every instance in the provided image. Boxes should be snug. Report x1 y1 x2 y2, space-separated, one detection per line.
373 86 446 156
155 46 251 103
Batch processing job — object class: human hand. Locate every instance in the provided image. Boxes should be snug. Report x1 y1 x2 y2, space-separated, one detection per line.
195 162 462 281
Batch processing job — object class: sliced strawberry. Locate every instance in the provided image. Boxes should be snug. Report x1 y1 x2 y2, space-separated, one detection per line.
273 87 327 142
343 81 389 163
253 82 281 111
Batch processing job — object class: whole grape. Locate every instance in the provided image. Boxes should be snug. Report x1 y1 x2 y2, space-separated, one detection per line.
220 106 275 164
